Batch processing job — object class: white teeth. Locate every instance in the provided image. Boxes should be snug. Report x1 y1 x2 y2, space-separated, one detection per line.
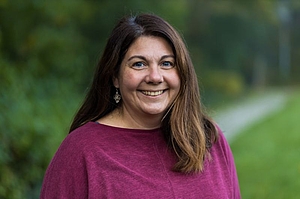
142 90 164 96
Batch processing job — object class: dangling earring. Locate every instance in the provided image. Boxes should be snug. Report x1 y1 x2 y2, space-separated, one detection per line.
113 88 121 103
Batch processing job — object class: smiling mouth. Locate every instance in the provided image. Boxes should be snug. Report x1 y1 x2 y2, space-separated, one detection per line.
141 90 164 96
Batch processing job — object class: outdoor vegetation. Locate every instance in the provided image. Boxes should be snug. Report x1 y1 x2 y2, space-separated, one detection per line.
231 89 300 199
0 0 299 198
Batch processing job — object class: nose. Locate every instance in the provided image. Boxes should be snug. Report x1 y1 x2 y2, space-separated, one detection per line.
145 66 163 84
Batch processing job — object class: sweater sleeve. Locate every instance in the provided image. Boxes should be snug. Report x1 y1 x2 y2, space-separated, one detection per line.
216 126 241 199
40 132 89 199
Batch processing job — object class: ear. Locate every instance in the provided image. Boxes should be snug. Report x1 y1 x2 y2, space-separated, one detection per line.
113 76 120 88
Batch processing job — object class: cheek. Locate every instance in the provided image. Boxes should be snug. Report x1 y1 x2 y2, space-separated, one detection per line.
169 72 181 92
120 71 140 91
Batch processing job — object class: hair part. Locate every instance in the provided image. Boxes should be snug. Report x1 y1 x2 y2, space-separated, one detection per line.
69 13 218 173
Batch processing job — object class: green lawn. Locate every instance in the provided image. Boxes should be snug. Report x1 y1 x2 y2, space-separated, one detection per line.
230 89 300 199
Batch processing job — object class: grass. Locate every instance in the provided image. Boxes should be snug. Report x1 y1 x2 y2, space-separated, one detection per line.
230 88 300 199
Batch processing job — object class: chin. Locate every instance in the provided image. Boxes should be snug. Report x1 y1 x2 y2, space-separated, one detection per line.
144 109 165 116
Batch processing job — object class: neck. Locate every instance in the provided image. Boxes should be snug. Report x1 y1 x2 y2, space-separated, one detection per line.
108 107 162 129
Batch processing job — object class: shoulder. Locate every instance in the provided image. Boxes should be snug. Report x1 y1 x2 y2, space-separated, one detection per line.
68 122 102 142
215 125 230 149
209 124 241 198
210 125 235 166
49 122 113 166
59 122 102 151
41 123 108 188
41 122 108 198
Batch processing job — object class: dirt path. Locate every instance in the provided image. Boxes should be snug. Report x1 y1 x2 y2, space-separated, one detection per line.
212 90 290 142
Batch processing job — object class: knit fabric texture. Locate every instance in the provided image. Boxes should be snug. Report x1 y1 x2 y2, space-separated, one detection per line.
40 122 240 199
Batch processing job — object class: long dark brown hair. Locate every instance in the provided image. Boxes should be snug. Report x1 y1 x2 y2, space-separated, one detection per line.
70 13 218 173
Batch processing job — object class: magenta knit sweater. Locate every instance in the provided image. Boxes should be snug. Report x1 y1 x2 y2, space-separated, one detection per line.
40 122 240 199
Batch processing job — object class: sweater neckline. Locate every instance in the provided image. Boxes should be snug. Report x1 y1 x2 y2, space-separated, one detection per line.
90 121 162 134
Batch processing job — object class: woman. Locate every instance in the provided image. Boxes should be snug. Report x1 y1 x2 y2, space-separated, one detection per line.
40 13 240 198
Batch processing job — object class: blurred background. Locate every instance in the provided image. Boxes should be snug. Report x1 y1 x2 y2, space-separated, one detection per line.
0 0 299 198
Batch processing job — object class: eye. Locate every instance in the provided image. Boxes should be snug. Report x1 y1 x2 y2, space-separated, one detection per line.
132 62 146 69
161 61 174 69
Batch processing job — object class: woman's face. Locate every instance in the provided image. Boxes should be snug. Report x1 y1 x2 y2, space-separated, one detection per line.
114 36 180 126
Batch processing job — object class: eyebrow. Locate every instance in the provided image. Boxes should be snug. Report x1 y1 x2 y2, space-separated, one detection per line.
127 55 175 62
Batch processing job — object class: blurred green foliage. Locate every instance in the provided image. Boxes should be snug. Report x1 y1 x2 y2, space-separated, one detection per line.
0 0 300 198
231 89 300 198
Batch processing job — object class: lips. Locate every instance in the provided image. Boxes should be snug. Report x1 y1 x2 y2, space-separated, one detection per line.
141 90 164 96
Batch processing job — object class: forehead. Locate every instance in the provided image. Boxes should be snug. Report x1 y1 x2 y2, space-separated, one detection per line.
125 36 173 57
